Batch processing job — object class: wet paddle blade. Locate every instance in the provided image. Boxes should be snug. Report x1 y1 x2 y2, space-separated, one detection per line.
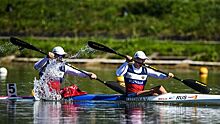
182 79 210 94
9 37 125 94
88 41 127 58
88 41 118 54
10 37 47 55
148 65 210 94
88 41 211 94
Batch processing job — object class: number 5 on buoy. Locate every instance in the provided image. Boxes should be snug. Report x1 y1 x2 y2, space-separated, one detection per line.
7 83 17 97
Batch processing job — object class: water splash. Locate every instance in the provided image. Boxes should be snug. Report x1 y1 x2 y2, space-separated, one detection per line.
69 45 96 59
33 59 65 100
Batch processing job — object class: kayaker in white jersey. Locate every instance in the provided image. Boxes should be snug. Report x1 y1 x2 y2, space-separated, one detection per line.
34 46 97 98
116 51 174 96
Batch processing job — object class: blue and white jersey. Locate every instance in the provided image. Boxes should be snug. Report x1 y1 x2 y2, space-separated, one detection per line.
116 62 169 80
124 64 148 86
116 62 169 93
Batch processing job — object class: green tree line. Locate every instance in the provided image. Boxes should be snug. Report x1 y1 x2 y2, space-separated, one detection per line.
0 0 220 41
0 37 219 62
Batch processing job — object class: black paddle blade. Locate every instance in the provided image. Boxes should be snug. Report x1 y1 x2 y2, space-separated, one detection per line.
182 79 210 94
88 41 117 54
87 41 127 58
10 37 34 50
105 81 126 94
9 37 47 55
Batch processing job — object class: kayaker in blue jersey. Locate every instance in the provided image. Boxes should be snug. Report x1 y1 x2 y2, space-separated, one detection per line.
34 46 97 97
116 51 174 96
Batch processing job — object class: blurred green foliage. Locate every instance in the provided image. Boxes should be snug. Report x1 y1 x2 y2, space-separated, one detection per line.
0 0 220 40
1 37 219 62
1 0 220 62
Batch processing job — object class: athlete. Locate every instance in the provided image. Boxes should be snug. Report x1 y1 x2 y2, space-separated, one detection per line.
34 46 97 98
116 51 174 96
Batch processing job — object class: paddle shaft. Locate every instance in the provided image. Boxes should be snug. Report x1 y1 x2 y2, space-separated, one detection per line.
66 63 104 83
111 49 177 79
9 37 107 84
9 37 126 94
142 64 181 81
63 64 125 94
96 41 175 80
88 41 198 81
87 41 210 94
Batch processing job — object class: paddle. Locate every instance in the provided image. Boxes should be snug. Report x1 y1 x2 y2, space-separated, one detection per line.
9 37 125 94
88 41 210 94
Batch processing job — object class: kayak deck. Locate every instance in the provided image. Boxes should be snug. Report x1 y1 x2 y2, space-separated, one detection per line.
1 93 220 104
65 94 124 101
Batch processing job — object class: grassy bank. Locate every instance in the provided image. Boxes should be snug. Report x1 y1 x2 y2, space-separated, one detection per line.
0 37 219 62
1 0 220 40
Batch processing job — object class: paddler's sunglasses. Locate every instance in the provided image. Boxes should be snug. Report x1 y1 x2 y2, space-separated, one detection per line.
55 54 65 58
134 58 145 64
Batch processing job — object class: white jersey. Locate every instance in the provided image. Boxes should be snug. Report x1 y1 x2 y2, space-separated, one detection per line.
34 57 89 80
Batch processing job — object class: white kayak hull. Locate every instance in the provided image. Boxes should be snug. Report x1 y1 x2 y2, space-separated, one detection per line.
1 93 220 104
125 93 220 103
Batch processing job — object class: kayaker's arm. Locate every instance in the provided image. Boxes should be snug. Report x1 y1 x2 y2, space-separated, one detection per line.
86 72 97 80
147 68 174 79
116 62 129 76
34 57 49 70
65 65 96 79
34 52 55 70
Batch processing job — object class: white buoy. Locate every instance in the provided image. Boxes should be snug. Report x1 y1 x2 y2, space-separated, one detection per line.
0 67 7 77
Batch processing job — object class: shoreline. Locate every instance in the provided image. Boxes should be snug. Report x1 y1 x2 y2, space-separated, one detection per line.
5 57 220 67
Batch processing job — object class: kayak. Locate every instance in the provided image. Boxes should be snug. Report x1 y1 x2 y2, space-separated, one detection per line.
1 93 220 104
67 93 220 103
0 96 34 102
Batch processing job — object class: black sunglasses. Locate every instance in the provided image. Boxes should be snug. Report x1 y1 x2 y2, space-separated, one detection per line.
55 54 65 57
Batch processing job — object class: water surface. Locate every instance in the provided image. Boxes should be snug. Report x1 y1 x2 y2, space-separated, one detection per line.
0 62 220 124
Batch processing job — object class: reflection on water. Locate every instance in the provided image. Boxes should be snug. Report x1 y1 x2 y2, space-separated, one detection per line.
34 101 63 124
0 76 7 82
0 101 33 124
152 104 220 123
6 101 17 124
1 63 220 123
0 101 210 124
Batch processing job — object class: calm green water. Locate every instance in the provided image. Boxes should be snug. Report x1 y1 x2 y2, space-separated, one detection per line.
0 62 220 124
1 62 220 95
